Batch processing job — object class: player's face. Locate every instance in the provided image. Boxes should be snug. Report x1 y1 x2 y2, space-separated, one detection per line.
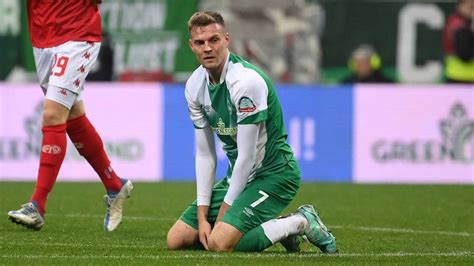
189 23 230 73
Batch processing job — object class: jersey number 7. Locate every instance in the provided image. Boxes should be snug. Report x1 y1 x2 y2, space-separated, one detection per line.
250 190 269 208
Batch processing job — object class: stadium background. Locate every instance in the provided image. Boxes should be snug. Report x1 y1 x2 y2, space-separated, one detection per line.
0 1 472 264
0 0 472 184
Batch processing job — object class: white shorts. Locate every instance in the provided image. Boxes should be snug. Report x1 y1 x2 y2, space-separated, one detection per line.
33 41 101 109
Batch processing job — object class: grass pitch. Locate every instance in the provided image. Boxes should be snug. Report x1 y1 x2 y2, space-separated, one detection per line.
0 182 473 265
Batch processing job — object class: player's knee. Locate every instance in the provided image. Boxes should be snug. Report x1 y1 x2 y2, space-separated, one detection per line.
166 225 187 250
42 107 67 126
166 221 198 250
208 234 234 252
166 228 184 250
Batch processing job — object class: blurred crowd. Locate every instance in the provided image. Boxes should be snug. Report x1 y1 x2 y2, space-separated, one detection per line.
2 0 473 84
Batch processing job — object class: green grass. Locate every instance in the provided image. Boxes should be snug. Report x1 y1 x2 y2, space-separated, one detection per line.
0 182 473 265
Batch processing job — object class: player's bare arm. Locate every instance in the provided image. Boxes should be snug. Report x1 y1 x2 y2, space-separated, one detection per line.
197 205 211 250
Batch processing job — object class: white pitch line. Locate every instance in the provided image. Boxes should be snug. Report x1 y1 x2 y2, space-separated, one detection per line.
1 252 472 260
46 213 175 221
44 213 473 237
2 242 161 249
330 225 472 237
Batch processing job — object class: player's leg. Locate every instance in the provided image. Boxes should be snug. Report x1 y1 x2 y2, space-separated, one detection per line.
207 161 301 252
207 222 242 251
208 215 307 252
67 101 122 194
167 180 228 250
31 97 71 209
67 101 132 232
234 213 308 252
167 220 200 250
7 47 75 230
62 41 131 231
230 162 337 253
7 98 71 230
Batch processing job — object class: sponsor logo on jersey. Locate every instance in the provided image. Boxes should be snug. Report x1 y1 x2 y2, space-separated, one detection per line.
215 118 237 135
42 144 62 155
238 96 256 112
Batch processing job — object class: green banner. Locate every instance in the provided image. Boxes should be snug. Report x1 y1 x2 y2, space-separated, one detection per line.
100 0 199 81
20 0 35 72
0 0 21 80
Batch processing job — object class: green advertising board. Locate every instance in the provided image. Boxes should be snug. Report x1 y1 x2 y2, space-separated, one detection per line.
100 0 199 81
0 0 21 80
0 0 199 81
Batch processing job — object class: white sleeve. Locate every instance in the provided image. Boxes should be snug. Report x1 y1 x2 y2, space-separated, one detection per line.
223 123 259 205
230 73 268 124
185 85 209 129
195 126 217 206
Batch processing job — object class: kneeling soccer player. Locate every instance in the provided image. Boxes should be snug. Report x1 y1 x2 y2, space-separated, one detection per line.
166 11 337 253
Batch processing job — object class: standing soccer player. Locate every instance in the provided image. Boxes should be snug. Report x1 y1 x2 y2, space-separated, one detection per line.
167 11 337 253
7 0 133 232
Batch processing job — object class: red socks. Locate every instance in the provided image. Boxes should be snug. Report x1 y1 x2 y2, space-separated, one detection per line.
31 115 121 215
31 124 67 215
66 115 122 193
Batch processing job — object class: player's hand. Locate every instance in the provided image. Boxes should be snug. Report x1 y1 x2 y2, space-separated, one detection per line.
91 0 102 4
198 220 212 250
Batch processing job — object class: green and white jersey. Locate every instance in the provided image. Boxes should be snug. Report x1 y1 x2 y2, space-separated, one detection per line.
185 53 296 180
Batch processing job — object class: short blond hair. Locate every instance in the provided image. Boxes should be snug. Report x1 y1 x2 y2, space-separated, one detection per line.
187 11 225 33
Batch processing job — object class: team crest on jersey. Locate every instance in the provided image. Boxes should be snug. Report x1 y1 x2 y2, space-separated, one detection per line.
238 96 256 112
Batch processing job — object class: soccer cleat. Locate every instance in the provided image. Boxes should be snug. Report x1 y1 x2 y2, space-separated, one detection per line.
7 202 45 230
280 234 305 252
103 179 133 232
297 204 337 253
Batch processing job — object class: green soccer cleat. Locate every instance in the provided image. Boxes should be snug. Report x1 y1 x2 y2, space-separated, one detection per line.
297 204 337 253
